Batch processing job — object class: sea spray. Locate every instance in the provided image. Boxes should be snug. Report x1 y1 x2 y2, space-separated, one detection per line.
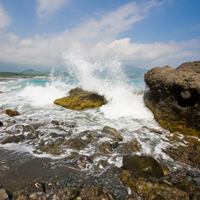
0 50 171 165
62 48 153 120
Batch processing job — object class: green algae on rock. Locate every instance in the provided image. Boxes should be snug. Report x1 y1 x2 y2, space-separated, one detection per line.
53 87 107 110
144 61 200 137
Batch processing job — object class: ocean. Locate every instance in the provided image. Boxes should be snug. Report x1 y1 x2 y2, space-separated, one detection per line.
0 56 171 170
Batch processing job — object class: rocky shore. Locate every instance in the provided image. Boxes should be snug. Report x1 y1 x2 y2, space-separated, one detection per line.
0 117 200 199
1 71 200 199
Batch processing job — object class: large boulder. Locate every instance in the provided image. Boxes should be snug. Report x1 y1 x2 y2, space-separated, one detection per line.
53 87 107 110
144 61 200 136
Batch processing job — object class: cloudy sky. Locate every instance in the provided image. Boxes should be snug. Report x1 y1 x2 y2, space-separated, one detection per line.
0 0 200 71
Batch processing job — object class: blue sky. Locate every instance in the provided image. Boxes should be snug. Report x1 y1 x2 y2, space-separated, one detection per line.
0 0 200 71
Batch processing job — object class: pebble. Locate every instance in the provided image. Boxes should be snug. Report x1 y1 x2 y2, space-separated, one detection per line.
0 189 9 200
0 121 3 127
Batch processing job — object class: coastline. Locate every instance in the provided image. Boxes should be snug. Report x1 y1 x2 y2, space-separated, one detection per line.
0 78 20 82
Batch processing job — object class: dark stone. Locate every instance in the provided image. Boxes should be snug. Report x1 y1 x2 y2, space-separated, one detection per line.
63 138 88 150
0 121 3 127
26 131 39 140
23 125 34 132
99 141 114 154
51 120 59 125
103 126 123 141
123 154 164 179
1 134 25 144
144 61 200 136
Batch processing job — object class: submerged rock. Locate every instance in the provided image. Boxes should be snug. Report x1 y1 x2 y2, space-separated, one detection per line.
53 87 107 110
144 61 200 136
103 126 123 141
1 109 20 117
1 134 25 144
123 154 164 179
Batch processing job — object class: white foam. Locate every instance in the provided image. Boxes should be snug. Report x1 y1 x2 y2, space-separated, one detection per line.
17 80 69 106
62 48 153 120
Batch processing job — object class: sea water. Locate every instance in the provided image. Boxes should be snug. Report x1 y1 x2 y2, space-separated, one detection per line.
0 53 172 168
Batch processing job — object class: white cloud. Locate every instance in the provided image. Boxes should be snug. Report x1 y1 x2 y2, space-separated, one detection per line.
36 0 70 19
0 0 199 70
88 38 200 68
0 3 10 30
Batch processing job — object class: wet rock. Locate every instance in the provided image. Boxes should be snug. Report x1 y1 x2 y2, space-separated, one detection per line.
31 123 43 130
144 61 200 136
23 125 34 132
49 132 65 139
0 91 3 93
0 121 3 127
0 189 9 200
94 159 109 171
1 134 25 144
99 141 117 154
80 186 118 200
55 126 68 133
163 143 200 168
103 126 122 141
120 170 189 200
73 155 93 170
54 87 107 110
63 138 88 150
121 140 140 153
64 122 77 128
26 131 39 140
12 188 29 200
37 140 65 155
51 120 59 125
1 109 20 117
80 186 103 199
123 155 164 179
50 187 80 200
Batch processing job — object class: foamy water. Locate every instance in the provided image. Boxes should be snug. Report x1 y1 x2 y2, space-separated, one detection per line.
0 54 172 168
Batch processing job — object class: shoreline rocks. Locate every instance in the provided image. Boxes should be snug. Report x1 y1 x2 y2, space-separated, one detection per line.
123 155 164 179
53 87 107 110
144 61 200 136
1 109 20 117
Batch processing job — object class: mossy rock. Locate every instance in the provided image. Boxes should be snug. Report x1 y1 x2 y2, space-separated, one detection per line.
123 154 164 179
54 87 107 110
1 109 20 117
